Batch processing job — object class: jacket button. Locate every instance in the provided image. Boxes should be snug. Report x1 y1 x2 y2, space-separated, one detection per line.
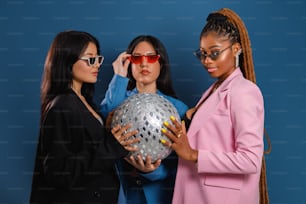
135 179 142 186
94 191 101 198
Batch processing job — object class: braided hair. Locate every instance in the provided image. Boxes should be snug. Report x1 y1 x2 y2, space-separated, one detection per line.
201 8 270 204
200 8 256 83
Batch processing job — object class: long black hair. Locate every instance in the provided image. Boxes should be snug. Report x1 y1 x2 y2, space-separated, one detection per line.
41 30 100 122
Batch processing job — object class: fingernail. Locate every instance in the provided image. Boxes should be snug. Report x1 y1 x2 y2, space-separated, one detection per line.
161 128 167 133
163 121 169 126
160 139 166 144
170 116 175 121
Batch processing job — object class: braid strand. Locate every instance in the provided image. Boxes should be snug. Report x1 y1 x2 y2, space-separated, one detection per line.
217 8 270 204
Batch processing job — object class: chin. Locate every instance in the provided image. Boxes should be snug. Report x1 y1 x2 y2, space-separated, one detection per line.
86 79 97 84
208 73 218 78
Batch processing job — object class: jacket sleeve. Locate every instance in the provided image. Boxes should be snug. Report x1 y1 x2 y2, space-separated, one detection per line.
100 74 129 118
40 103 128 189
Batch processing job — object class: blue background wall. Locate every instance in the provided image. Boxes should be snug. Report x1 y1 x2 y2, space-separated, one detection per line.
1 0 305 203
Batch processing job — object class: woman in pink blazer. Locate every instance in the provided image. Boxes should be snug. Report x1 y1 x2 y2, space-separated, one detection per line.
161 8 265 204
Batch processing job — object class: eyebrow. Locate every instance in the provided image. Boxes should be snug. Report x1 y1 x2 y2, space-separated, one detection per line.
82 52 98 56
200 45 221 50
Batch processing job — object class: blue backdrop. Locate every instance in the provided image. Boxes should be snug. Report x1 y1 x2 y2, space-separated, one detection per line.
1 0 305 203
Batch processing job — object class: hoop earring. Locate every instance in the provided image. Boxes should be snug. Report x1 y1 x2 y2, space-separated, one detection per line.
236 49 242 68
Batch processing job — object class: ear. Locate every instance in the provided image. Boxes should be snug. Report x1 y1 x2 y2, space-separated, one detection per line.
232 42 242 56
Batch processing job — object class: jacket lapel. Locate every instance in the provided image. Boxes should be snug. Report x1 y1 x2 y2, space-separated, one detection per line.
187 68 242 138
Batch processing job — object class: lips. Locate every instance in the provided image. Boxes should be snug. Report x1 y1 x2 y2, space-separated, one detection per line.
140 70 150 75
206 67 217 73
92 72 99 76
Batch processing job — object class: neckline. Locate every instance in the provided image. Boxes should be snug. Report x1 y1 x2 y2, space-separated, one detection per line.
70 90 104 125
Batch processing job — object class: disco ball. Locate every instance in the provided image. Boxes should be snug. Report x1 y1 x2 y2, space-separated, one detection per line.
111 93 180 163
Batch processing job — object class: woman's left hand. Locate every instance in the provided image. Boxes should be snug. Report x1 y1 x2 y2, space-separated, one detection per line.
161 116 198 163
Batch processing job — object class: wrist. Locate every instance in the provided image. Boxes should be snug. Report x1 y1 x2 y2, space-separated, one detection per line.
190 149 198 163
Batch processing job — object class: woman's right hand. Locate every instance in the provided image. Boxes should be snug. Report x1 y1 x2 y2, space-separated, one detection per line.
124 154 161 173
111 124 139 152
112 51 131 77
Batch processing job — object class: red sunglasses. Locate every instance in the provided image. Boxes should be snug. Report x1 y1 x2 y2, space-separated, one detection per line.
128 54 160 64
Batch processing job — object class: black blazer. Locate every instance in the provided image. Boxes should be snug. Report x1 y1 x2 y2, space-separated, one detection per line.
30 90 128 204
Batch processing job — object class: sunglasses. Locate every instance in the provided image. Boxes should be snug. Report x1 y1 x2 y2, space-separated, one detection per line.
193 45 232 61
79 55 104 67
128 54 160 64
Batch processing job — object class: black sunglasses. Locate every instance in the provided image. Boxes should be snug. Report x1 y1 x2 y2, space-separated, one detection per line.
79 55 104 66
193 45 233 61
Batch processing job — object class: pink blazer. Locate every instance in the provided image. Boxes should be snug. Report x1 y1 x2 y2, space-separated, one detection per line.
172 68 264 204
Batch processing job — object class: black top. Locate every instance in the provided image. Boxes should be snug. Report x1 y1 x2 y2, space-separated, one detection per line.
30 90 128 204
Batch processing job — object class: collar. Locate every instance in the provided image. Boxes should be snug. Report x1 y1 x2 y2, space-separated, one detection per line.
217 68 243 92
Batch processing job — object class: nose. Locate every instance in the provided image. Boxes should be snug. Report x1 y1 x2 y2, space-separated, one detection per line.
93 62 101 71
94 58 101 66
140 56 148 66
202 55 213 65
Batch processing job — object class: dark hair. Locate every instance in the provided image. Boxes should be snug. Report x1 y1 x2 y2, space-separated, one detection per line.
200 8 255 82
201 13 240 45
41 30 100 121
125 35 177 98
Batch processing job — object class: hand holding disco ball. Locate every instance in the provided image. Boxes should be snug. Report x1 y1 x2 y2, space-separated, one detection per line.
111 93 180 163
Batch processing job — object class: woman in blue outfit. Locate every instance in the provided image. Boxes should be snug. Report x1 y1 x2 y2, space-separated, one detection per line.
100 35 188 204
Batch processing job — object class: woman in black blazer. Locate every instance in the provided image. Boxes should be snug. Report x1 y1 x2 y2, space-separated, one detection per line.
30 30 138 204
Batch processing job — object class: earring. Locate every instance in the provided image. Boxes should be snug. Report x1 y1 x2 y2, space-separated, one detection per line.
236 49 242 68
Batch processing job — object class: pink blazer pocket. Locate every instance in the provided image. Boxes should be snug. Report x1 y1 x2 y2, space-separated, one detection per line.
204 174 243 190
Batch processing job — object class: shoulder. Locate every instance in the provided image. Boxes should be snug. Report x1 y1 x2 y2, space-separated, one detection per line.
222 68 262 97
49 92 81 112
158 93 188 116
167 96 187 107
159 93 186 106
55 93 78 105
228 76 264 108
231 76 262 96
